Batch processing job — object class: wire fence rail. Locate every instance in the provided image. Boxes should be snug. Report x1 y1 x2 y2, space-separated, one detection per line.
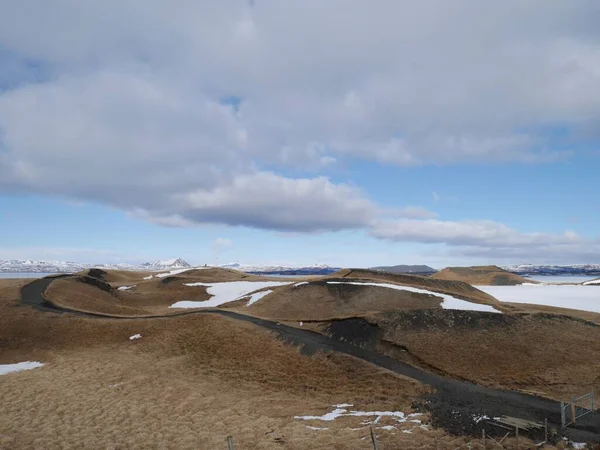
562 389 595 429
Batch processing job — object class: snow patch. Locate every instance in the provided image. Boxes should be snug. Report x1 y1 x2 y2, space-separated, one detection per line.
118 285 135 291
326 281 501 313
294 281 309 287
143 275 152 280
246 290 273 306
295 404 421 425
129 334 142 340
583 279 600 285
155 268 192 278
306 426 328 431
171 281 292 308
0 361 44 375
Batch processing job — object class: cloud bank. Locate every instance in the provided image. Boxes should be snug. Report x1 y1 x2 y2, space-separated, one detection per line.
1 0 599 259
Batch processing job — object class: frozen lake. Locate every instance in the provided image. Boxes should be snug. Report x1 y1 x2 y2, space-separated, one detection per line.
0 272 58 279
523 275 598 284
479 284 600 314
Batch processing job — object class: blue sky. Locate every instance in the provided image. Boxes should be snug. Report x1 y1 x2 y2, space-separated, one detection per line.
1 1 599 268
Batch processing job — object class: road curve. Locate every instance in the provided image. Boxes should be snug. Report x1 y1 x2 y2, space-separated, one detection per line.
20 276 600 443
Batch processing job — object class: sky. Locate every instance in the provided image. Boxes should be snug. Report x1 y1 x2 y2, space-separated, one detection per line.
0 0 599 268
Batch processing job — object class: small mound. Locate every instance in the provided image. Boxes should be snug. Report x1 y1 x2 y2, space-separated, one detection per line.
583 277 600 286
77 268 153 284
85 268 108 281
431 265 534 286
329 269 496 303
75 275 113 293
45 277 151 316
246 279 443 320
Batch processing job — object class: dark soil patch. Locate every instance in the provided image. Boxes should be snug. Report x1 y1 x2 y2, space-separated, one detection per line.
86 268 108 281
74 275 114 293
375 309 518 331
320 318 381 349
160 276 183 285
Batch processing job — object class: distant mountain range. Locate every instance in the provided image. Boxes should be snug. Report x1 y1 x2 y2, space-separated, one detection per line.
503 264 600 276
369 264 437 275
0 258 191 273
4 258 599 277
140 258 191 269
221 263 339 275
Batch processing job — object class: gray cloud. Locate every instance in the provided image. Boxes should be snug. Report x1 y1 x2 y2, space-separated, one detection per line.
156 172 377 231
371 219 600 262
1 1 600 231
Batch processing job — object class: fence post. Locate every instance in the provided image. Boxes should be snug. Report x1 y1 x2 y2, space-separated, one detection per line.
571 401 576 424
226 435 234 450
592 388 595 411
544 418 548 442
370 427 379 450
515 426 519 449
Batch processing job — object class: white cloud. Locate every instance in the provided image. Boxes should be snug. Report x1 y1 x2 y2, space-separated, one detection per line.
1 1 600 232
370 219 600 262
213 238 233 251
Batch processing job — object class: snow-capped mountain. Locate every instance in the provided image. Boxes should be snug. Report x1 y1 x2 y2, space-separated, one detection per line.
0 259 85 273
221 262 339 275
504 264 600 276
0 258 190 273
140 258 191 270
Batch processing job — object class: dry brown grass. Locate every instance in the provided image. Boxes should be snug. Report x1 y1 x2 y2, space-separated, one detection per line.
374 310 600 400
431 265 534 286
76 268 154 283
244 282 442 321
1 279 453 449
46 278 152 316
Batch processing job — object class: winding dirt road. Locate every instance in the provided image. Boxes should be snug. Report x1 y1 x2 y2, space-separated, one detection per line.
20 276 600 443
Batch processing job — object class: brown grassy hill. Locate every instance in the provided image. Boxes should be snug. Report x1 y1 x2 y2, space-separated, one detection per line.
329 268 496 303
371 309 600 400
76 268 154 283
45 275 211 316
43 268 307 316
431 265 534 286
245 279 443 320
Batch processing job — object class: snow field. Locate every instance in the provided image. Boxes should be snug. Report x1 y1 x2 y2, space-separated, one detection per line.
478 284 600 314
170 281 292 308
